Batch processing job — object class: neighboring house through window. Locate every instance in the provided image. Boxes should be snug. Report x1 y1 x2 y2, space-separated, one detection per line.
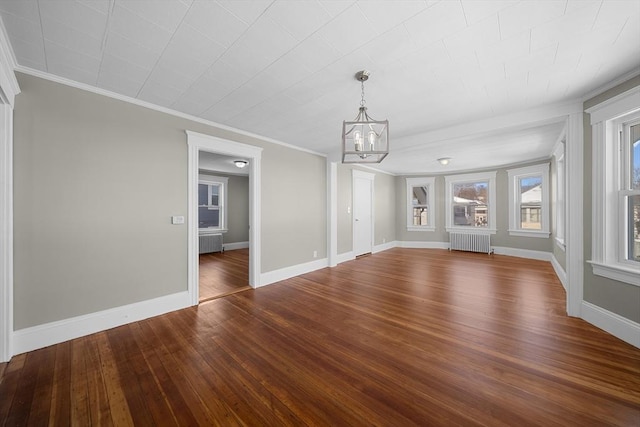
406 177 435 231
198 175 228 232
507 163 550 238
445 171 496 233
587 87 640 286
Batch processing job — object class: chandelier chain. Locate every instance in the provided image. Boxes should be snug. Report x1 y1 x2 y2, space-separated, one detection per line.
360 80 366 107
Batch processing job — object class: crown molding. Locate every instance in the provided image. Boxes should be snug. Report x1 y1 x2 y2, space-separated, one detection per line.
14 65 327 158
581 68 640 103
0 16 20 105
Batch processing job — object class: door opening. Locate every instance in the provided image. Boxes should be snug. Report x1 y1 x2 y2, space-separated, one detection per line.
186 131 262 306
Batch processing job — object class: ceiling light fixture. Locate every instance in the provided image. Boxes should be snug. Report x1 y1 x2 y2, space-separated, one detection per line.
342 70 389 164
234 160 248 168
438 157 451 165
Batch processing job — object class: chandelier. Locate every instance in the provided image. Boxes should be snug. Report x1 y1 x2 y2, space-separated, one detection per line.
342 70 389 163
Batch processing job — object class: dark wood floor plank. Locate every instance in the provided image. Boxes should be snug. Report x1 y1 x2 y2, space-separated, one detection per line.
47 341 72 425
0 353 26 425
1 248 639 425
82 334 114 427
93 332 133 426
25 345 56 426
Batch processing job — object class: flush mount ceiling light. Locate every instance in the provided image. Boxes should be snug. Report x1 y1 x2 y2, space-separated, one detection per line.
234 160 248 168
438 157 452 165
342 70 389 164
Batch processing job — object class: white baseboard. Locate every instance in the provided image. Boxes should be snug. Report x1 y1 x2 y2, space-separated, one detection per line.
222 241 249 251
373 240 397 253
397 241 449 249
492 246 552 261
581 301 640 348
259 258 328 287
336 251 355 264
12 291 192 356
550 255 567 291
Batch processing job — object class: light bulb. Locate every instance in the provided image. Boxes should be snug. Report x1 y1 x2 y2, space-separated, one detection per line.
354 130 363 151
368 131 377 150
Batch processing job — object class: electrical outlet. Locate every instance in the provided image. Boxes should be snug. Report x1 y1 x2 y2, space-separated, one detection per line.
313 250 318 258
383 238 386 243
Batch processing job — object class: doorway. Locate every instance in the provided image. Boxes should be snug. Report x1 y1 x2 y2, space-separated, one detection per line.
353 170 374 257
186 131 262 306
197 152 251 301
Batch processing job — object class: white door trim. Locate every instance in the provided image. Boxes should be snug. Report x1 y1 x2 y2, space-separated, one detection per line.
186 131 262 306
352 169 375 257
0 25 19 362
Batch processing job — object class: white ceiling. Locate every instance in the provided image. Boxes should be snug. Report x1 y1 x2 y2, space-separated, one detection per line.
1 0 639 174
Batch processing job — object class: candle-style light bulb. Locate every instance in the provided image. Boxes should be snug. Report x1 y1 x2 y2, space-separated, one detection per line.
354 130 363 151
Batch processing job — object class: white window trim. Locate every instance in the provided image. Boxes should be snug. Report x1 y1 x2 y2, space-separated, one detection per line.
553 139 566 250
406 177 435 231
507 163 550 238
198 174 228 233
445 171 496 234
586 86 640 287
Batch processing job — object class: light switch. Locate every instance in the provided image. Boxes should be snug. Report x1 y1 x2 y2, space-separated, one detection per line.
172 216 185 224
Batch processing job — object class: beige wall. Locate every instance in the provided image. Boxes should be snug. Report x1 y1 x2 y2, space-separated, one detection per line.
198 171 249 244
13 73 326 329
583 76 640 323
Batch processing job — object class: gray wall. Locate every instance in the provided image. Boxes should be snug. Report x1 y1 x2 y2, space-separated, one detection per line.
198 171 249 244
396 161 553 253
583 76 640 323
13 73 326 329
336 164 396 255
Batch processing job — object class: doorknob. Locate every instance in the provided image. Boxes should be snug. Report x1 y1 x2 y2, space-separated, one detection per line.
355 218 359 221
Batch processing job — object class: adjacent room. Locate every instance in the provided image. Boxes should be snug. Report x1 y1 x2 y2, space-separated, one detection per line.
0 1 638 425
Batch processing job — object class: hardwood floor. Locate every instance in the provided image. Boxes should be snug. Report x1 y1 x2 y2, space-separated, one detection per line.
199 248 250 302
2 248 639 426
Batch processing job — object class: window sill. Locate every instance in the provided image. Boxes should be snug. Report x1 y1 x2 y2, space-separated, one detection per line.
588 261 640 287
199 229 227 235
407 226 435 232
507 230 550 238
446 227 496 234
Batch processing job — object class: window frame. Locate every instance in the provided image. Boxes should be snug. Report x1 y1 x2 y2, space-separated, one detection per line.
553 141 566 250
406 177 435 231
445 171 496 234
198 174 228 233
507 163 550 238
619 118 640 264
587 86 640 287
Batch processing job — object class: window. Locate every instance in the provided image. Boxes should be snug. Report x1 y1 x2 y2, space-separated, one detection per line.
553 141 565 248
198 175 228 232
507 163 550 238
623 121 640 263
445 171 496 233
406 177 435 231
587 87 640 286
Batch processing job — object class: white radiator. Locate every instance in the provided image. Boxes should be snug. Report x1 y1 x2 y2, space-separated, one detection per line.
449 232 493 254
199 233 223 254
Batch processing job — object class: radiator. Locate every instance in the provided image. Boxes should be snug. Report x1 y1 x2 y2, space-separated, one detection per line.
199 233 223 254
449 232 493 254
